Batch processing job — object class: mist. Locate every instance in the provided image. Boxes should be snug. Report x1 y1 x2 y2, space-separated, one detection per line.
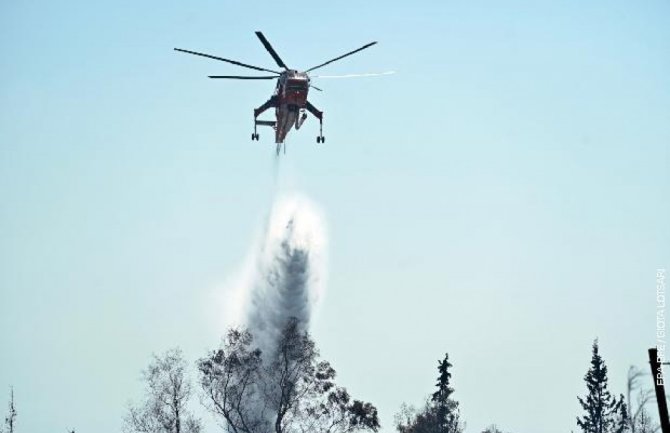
232 193 328 357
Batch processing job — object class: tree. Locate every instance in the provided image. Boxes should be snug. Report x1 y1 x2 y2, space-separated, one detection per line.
395 353 463 433
198 318 379 433
480 426 504 433
395 401 439 433
577 340 629 433
1 387 17 433
431 354 461 433
626 366 659 433
124 348 202 433
633 406 657 433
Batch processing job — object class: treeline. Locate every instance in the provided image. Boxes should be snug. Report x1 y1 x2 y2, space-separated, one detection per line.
125 318 378 433
392 340 655 433
119 323 656 433
0 326 661 433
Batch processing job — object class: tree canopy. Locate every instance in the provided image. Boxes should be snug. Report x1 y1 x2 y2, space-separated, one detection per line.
198 318 379 433
124 348 201 433
395 353 463 433
577 340 629 433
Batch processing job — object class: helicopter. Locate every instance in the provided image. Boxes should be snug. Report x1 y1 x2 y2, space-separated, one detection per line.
175 31 389 154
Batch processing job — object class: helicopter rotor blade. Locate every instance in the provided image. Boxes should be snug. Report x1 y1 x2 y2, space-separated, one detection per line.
311 71 395 79
310 85 323 91
305 41 378 73
209 75 277 79
174 48 281 74
255 31 288 69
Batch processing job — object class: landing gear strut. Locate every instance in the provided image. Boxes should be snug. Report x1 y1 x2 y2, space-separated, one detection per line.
251 122 259 141
252 96 277 142
306 101 325 145
316 121 325 143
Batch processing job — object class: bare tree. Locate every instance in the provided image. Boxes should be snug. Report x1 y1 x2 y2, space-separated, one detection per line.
2 387 16 433
635 407 656 433
198 318 379 433
124 348 202 433
627 366 659 433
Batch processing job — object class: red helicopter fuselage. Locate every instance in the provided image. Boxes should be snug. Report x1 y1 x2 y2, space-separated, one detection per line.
175 31 378 154
273 71 310 143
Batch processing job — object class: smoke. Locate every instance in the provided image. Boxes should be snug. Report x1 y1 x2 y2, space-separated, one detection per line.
226 193 328 356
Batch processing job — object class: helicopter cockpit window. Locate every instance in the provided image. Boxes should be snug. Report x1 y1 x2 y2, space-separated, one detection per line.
287 80 308 91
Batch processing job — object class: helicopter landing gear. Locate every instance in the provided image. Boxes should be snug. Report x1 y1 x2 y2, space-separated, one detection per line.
251 122 259 141
305 100 324 145
316 119 325 143
253 96 277 142
253 119 275 141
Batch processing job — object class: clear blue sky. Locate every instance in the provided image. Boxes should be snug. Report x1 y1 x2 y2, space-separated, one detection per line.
1 1 669 432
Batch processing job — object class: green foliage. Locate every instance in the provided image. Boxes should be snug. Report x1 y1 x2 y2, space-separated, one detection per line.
395 353 463 433
577 340 629 433
432 354 459 433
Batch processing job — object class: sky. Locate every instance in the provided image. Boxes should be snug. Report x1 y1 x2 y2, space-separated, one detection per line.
1 0 669 432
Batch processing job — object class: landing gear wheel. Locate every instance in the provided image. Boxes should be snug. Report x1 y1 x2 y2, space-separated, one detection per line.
316 136 321 144
252 133 255 141
321 136 326 144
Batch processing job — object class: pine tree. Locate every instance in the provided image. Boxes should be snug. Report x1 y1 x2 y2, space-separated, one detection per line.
395 353 463 433
577 340 629 433
431 354 460 433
